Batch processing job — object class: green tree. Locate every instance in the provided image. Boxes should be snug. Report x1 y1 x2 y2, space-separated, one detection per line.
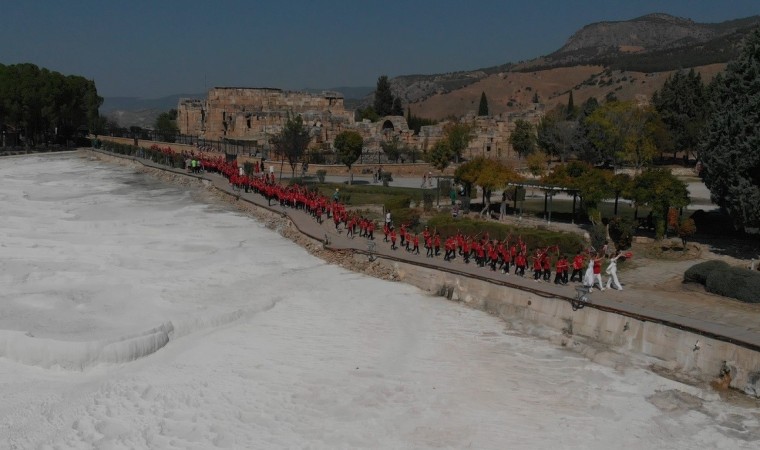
428 140 453 171
699 29 760 231
652 69 708 161
575 168 614 224
574 97 602 162
610 173 633 215
526 150 549 177
537 107 577 162
0 63 102 146
272 115 311 177
455 156 522 216
155 111 179 143
373 75 394 117
334 130 363 184
630 169 690 238
541 161 609 223
356 106 379 122
509 119 536 157
478 91 489 116
584 101 662 172
407 107 437 133
442 122 473 163
380 135 402 163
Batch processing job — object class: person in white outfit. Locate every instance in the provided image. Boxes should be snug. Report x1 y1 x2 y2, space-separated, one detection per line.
605 250 623 290
583 251 595 288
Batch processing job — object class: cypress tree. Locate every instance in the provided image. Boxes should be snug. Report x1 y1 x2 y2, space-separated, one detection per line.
373 75 394 117
566 90 576 119
391 96 403 116
478 92 489 116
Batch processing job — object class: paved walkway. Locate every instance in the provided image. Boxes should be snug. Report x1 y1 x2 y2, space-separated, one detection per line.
96 150 760 352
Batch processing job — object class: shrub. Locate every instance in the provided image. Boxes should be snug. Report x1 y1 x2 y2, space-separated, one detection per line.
704 267 760 303
422 191 434 211
684 260 760 303
384 196 411 211
684 260 730 284
608 216 635 250
425 215 585 255
392 208 421 228
676 217 697 246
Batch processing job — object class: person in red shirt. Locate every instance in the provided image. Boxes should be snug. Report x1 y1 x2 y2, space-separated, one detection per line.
433 233 441 257
444 237 454 262
488 243 499 271
475 242 486 267
515 251 526 277
592 252 605 291
367 221 375 240
499 244 511 275
570 251 585 282
561 255 570 284
390 228 397 250
412 233 420 255
532 250 543 281
554 255 568 285
542 253 552 282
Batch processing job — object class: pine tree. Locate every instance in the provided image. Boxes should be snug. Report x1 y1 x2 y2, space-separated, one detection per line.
652 69 707 160
373 75 394 117
478 92 489 116
699 29 760 231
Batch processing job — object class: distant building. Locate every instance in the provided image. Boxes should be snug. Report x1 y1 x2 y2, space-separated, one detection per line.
178 87 544 163
177 87 354 149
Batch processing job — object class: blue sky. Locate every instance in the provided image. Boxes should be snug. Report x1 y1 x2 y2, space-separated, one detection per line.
2 1 758 98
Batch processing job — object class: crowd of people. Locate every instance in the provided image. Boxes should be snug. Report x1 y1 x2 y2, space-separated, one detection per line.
196 151 627 293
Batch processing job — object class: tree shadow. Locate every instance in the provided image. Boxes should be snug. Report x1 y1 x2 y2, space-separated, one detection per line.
689 234 760 260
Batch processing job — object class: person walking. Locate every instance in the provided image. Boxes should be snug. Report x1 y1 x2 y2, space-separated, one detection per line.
582 251 595 288
570 251 585 282
605 250 624 290
590 252 605 291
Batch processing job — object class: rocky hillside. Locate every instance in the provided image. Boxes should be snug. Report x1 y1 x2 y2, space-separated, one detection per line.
385 13 760 119
524 13 760 70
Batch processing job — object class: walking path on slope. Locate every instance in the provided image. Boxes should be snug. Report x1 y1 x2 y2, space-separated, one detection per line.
96 150 760 353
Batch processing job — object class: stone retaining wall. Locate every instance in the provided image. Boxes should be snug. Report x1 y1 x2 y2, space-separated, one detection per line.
381 256 760 397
